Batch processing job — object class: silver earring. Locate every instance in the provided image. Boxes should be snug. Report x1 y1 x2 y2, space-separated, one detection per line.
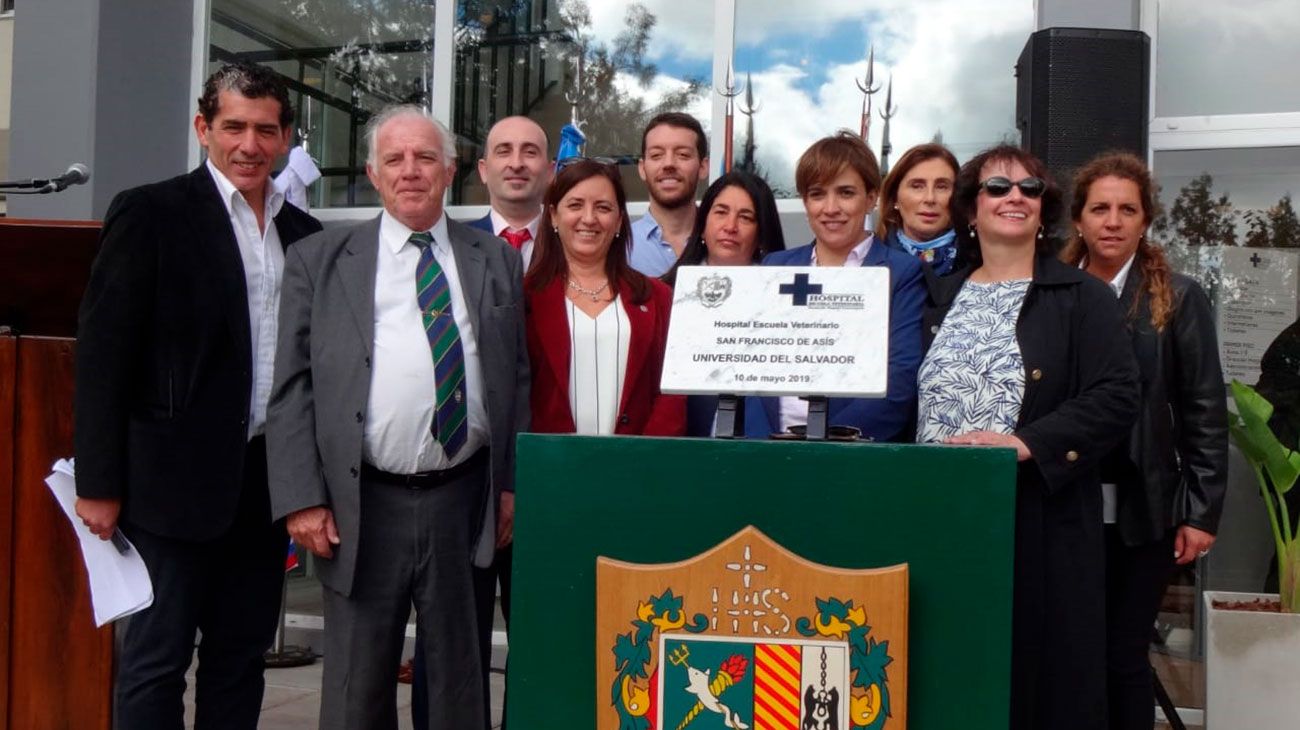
1036 226 1044 240
968 223 977 238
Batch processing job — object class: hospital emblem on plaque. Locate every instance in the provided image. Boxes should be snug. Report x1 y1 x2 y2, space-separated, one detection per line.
697 274 733 308
596 526 909 730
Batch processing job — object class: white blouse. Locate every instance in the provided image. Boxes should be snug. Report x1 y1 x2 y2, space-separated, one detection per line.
567 295 632 435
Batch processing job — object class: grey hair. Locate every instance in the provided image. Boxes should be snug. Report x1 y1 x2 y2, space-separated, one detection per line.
364 105 458 168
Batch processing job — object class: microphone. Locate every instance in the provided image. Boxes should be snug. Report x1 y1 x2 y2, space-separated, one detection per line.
42 163 91 193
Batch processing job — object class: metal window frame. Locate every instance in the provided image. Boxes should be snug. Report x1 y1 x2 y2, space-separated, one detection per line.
189 0 735 216
1141 0 1300 156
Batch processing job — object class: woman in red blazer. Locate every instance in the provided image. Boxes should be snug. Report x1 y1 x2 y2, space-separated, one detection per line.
525 159 685 436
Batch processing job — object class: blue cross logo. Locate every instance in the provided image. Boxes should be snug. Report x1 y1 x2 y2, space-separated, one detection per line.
1250 252 1263 268
779 273 822 306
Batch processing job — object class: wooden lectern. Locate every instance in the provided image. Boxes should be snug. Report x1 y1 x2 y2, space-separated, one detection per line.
0 219 112 730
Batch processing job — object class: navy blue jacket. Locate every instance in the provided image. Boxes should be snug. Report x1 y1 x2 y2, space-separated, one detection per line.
743 240 926 441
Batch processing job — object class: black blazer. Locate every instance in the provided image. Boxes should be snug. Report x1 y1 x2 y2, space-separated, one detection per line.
1115 269 1227 545
923 254 1139 730
74 167 322 541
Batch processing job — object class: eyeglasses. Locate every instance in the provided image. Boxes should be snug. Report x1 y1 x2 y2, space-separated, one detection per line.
978 176 1047 199
555 156 626 172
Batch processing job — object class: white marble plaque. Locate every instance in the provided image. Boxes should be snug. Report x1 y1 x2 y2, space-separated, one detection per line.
1217 247 1300 384
661 266 890 396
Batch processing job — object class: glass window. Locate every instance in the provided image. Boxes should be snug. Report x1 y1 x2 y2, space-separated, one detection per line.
449 0 713 204
1155 146 1300 385
1152 145 1300 714
209 0 438 208
730 0 1032 196
1155 0 1300 118
1155 146 1300 287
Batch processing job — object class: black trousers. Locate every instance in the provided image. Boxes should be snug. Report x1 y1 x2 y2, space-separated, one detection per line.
1105 526 1176 730
115 437 286 730
412 543 511 730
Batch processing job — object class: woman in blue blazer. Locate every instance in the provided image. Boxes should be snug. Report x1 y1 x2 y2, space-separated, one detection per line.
743 132 925 441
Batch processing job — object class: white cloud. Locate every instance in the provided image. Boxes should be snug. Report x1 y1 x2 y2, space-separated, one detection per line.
728 0 1031 188
573 0 1034 192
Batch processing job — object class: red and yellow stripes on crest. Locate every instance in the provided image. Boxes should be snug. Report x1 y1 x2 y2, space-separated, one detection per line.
753 644 802 730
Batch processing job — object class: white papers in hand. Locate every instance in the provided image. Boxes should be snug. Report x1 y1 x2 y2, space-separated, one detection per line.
44 459 153 627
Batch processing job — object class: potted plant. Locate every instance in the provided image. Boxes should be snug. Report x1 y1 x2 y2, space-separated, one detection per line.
1204 380 1300 727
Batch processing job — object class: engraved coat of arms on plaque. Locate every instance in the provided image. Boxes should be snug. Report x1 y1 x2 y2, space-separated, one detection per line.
596 527 908 730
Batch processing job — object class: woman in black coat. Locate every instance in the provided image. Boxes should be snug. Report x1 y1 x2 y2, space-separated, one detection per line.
916 144 1139 730
1061 151 1227 730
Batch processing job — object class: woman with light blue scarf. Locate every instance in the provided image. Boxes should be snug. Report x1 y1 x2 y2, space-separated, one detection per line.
876 143 961 277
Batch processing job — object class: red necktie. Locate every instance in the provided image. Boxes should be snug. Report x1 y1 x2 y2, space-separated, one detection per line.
501 228 531 250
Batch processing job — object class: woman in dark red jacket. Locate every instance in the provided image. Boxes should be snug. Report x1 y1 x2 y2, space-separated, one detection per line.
525 159 685 436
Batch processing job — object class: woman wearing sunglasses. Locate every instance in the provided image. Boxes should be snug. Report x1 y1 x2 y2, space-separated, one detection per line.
876 143 961 277
916 144 1139 730
525 158 685 437
743 132 926 441
1060 152 1226 730
663 170 786 436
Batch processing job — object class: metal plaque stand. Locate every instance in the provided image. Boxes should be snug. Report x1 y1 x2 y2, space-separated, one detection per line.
714 394 746 439
803 396 829 441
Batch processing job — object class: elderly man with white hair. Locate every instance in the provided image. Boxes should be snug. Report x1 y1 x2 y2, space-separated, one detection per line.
266 105 529 730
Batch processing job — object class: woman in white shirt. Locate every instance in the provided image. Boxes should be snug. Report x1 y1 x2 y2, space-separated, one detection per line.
524 159 685 436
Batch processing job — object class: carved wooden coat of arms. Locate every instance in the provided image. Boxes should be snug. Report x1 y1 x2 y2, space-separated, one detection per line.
596 526 908 730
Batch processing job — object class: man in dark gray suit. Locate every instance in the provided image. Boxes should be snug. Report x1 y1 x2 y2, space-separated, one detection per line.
266 105 528 730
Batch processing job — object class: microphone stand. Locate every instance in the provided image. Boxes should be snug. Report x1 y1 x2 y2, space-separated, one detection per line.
0 178 62 194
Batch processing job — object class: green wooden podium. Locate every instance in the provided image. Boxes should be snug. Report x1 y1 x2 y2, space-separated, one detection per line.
507 435 1017 730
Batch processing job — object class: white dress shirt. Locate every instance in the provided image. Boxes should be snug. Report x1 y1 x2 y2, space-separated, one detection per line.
566 295 632 435
364 211 489 473
206 160 285 441
488 208 540 269
780 235 876 431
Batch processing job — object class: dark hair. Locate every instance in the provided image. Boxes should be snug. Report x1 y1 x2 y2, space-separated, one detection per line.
875 143 960 239
527 159 649 304
795 131 882 198
952 144 1064 266
198 62 294 129
1060 151 1174 331
662 171 787 287
640 112 709 161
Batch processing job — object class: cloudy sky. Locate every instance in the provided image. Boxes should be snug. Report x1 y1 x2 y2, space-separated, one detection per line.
584 0 1033 192
1154 0 1300 117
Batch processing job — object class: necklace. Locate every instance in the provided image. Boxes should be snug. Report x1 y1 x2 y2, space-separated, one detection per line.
567 277 609 302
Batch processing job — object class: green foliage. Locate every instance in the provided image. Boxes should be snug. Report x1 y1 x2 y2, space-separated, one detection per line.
557 0 706 156
613 631 651 678
1268 193 1300 248
1228 381 1300 611
652 588 683 616
1169 173 1237 247
817 596 851 619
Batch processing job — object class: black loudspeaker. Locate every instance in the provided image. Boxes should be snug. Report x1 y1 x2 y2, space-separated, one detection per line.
1016 27 1150 186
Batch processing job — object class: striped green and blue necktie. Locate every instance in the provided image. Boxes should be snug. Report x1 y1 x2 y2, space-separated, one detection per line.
409 231 468 458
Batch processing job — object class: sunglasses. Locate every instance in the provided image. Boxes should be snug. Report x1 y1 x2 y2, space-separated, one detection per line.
978 176 1047 199
555 155 626 172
